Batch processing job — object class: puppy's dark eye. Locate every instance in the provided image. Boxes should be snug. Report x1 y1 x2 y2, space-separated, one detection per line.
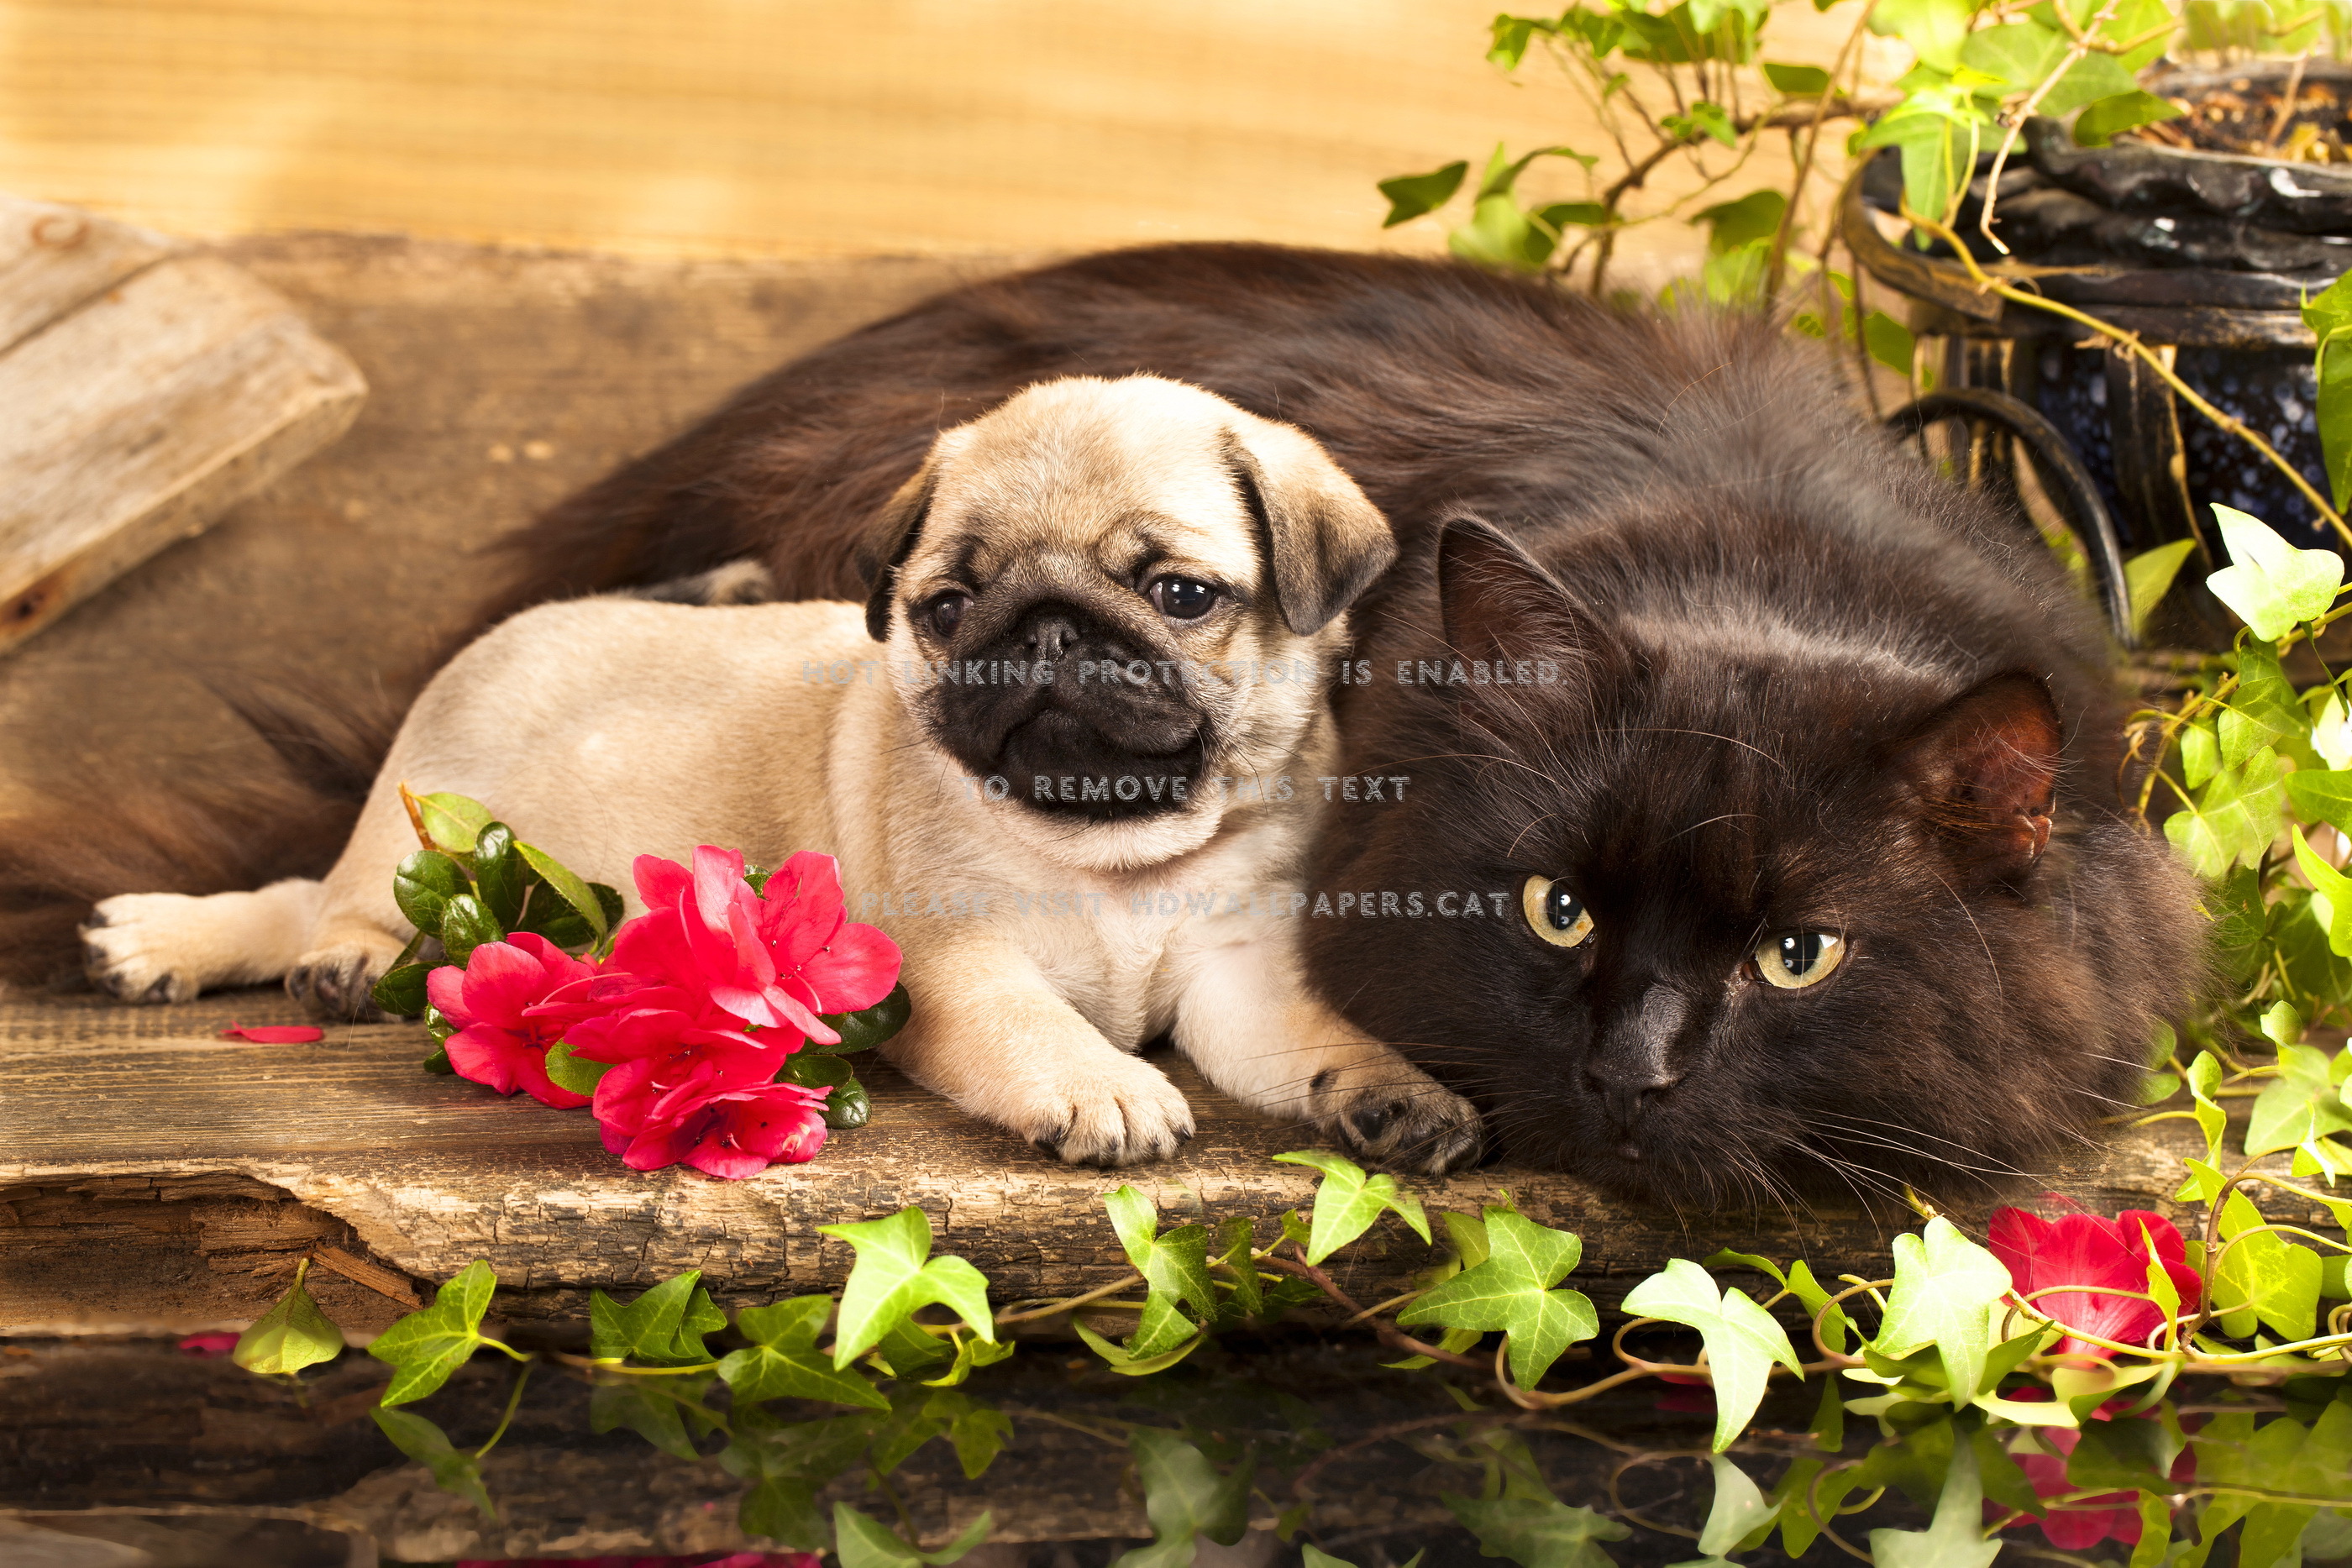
922 592 969 638
1147 576 1218 620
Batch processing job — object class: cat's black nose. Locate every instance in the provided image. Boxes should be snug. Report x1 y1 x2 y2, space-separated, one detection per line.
1584 1062 1679 1132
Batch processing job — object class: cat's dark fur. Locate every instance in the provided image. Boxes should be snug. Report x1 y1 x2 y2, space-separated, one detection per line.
16 243 2202 1204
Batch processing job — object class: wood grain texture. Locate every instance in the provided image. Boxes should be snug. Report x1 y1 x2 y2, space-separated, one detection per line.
3 989 2339 1335
0 233 367 652
0 193 178 355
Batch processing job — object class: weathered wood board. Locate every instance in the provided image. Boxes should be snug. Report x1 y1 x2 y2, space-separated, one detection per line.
1 989 2334 1337
0 196 367 652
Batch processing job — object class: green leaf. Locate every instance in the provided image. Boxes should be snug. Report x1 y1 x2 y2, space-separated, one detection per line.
2293 827 2352 958
1378 160 1469 227
781 1051 871 1128
1957 18 2068 92
411 790 492 857
515 842 608 941
436 893 503 967
821 1206 995 1366
1111 1428 1252 1568
1101 1186 1221 1350
812 981 911 1054
922 1331 1016 1388
1619 1258 1801 1450
835 1504 993 1568
1693 189 1786 254
2125 540 2197 640
2167 746 2289 878
1872 1218 2012 1406
590 1272 727 1366
1444 1497 1631 1568
719 1297 890 1408
2307 271 2352 511
2035 52 2139 118
1398 1208 1597 1390
392 849 469 937
2212 1190 2323 1341
1272 1150 1431 1263
1215 1214 1263 1320
1763 60 1832 94
591 1377 712 1460
2207 505 2345 638
2182 721 2220 790
370 962 433 1020
2074 88 2185 146
1866 1440 1998 1568
470 823 525 929
1855 79 1990 224
543 1037 612 1096
1452 192 1562 271
2288 768 2352 839
1666 100 1737 148
1073 1318 1205 1376
1487 13 1550 68
2249 1044 2352 1156
1863 311 1914 377
1697 1455 1777 1555
1868 0 1975 71
2221 641 2303 768
740 1477 826 1550
367 1258 503 1406
371 1407 495 1519
233 1257 344 1375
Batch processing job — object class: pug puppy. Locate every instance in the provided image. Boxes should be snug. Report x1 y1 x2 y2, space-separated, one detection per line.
81 376 1484 1173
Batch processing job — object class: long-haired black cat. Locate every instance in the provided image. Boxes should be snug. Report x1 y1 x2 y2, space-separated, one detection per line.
15 244 2203 1207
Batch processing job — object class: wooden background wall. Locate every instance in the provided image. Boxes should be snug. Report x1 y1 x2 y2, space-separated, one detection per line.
0 0 1882 278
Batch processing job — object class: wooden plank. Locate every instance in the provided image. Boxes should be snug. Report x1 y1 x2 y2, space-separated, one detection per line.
0 990 2335 1334
0 251 367 651
0 192 178 356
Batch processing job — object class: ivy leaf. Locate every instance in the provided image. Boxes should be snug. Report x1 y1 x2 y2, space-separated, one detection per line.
1697 1455 1777 1555
2305 271 2352 511
1378 161 1470 228
2074 88 2184 147
922 1332 1016 1388
1868 0 1975 71
233 1257 344 1375
2166 746 2288 878
1101 1186 1221 1352
922 1388 1012 1477
1866 1440 1999 1568
1444 1497 1631 1568
1215 1215 1263 1321
2221 642 2304 768
719 1298 890 1409
2207 505 2344 638
1074 1315 1205 1376
1871 1218 2012 1406
739 1477 827 1550
1619 1259 1801 1450
368 1258 504 1407
1110 1428 1252 1568
2182 721 2220 789
2292 828 2352 958
2247 1043 2352 1156
1763 60 1833 94
591 1377 713 1460
2212 1190 2323 1342
821 1206 995 1367
1272 1151 1431 1263
589 1272 727 1366
371 1407 495 1520
834 1504 993 1568
1399 1208 1597 1390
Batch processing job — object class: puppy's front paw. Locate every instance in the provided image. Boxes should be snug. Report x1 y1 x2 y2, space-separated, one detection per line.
1318 1074 1486 1177
286 942 393 1023
1020 1054 1196 1167
81 894 210 1004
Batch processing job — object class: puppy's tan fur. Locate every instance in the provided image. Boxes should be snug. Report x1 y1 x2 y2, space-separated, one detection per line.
85 377 1482 1172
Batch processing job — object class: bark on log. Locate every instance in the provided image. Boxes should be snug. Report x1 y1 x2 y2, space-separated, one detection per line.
3 990 2336 1336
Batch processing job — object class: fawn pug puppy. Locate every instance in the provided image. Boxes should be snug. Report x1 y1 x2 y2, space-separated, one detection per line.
82 376 1484 1173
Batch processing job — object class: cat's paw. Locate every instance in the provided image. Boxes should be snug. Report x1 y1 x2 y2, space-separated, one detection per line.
286 939 399 1023
1018 1054 1197 1167
81 894 218 1004
1320 1077 1486 1177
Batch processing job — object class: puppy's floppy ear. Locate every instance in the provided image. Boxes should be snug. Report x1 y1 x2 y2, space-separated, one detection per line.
1223 415 1396 636
857 457 937 642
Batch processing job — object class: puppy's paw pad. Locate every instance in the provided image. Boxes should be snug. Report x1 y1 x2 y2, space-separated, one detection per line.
287 945 389 1023
1023 1058 1195 1168
1326 1084 1485 1177
81 894 208 1004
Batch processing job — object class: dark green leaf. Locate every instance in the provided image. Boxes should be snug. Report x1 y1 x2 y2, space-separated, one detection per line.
589 1272 727 1365
720 1298 890 1409
740 1477 827 1550
1444 1496 1630 1568
233 1257 344 1374
1215 1215 1263 1319
370 962 433 1020
1693 188 1786 254
1378 161 1469 228
437 894 503 967
515 842 607 940
836 1504 993 1568
471 824 524 928
813 981 912 1053
928 1388 1012 1476
422 1043 454 1074
1111 1428 1253 1568
590 1377 711 1460
393 849 469 937
2310 272 2352 511
372 1407 495 1519
368 1258 503 1407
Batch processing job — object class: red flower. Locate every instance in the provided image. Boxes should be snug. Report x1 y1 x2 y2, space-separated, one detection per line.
624 848 899 1044
218 1023 325 1043
177 1331 239 1356
2003 1418 2194 1550
1987 1201 2202 1359
594 1051 830 1178
428 933 600 1109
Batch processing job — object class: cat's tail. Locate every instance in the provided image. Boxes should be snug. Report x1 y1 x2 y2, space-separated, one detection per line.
0 685 395 994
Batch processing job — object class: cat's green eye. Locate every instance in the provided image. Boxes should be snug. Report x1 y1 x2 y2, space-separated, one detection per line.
1755 931 1845 989
1520 875 1594 949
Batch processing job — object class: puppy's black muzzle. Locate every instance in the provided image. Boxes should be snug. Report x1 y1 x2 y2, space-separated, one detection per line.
936 600 1206 821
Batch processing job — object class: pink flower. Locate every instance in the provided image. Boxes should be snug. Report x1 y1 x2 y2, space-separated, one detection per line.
593 1050 830 1177
218 1024 325 1043
623 848 899 1044
177 1331 239 1356
428 933 600 1109
2001 1415 2194 1550
1987 1201 2203 1359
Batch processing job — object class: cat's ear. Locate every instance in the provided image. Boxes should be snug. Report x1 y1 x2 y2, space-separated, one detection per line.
1437 516 1606 685
1899 671 2062 878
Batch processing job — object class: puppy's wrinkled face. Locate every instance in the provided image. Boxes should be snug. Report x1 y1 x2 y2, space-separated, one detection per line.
869 376 1390 853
